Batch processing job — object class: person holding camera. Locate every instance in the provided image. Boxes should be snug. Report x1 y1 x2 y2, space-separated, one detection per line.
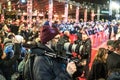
32 24 77 80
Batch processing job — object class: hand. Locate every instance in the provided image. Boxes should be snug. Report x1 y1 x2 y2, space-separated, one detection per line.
66 61 77 76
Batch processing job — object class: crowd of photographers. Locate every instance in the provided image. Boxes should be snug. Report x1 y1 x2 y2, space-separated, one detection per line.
0 18 119 80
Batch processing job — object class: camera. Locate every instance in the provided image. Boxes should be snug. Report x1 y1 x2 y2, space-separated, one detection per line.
64 42 83 55
55 39 83 57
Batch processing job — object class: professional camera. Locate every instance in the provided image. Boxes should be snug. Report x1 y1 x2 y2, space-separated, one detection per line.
55 39 83 57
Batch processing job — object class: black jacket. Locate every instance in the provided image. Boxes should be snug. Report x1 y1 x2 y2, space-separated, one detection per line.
81 38 91 62
87 60 107 80
107 52 120 71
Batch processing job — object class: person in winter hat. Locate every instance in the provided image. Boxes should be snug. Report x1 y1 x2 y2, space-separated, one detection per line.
30 22 77 80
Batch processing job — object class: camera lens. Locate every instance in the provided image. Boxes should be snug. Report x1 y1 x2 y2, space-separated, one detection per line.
63 42 83 55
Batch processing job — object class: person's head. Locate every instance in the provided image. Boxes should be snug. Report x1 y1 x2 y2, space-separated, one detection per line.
51 34 60 51
64 30 70 37
112 40 120 54
107 40 114 52
15 35 25 43
82 33 88 41
7 33 15 39
44 21 50 26
40 24 59 45
95 48 108 63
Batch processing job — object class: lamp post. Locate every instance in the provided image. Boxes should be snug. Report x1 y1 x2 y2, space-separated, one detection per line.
64 0 68 23
27 0 32 28
48 0 53 26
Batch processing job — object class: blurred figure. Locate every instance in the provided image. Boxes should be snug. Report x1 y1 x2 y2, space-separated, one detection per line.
0 37 21 80
58 30 71 44
24 23 77 80
107 24 112 39
3 33 15 59
106 40 115 54
88 48 108 80
113 24 118 40
63 30 71 42
80 33 92 78
107 69 120 80
74 28 82 44
107 40 120 72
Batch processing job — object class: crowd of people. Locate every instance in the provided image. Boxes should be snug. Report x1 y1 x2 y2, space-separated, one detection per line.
0 18 119 80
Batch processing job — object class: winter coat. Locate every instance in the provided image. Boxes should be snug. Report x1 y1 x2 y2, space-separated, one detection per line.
107 52 120 71
81 38 91 63
32 44 73 80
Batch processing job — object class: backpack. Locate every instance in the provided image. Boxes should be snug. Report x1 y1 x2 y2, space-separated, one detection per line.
22 48 54 80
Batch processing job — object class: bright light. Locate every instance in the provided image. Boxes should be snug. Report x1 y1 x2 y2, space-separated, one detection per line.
111 1 119 10
23 12 27 16
62 15 65 17
39 13 44 16
21 0 26 3
54 14 58 17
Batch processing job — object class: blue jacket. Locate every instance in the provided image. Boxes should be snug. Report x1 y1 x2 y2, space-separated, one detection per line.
32 44 73 80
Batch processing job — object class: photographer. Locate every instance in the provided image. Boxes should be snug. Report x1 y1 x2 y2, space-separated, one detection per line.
0 37 21 80
32 24 77 80
80 33 92 78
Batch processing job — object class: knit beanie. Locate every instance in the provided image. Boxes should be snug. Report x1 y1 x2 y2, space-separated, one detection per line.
40 25 59 44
